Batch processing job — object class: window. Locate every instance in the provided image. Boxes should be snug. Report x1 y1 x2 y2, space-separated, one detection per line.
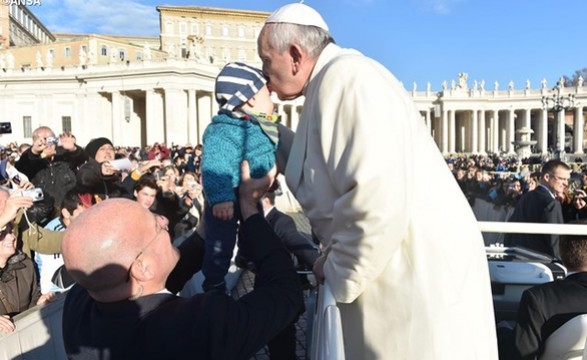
119 50 125 61
191 22 198 35
179 22 187 35
222 48 230 62
101 45 107 56
222 26 229 37
62 116 72 133
238 27 245 38
165 21 173 34
136 52 143 61
205 25 212 36
64 47 71 57
23 116 32 138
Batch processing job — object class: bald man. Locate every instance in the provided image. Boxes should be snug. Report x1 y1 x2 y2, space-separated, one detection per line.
61 162 303 360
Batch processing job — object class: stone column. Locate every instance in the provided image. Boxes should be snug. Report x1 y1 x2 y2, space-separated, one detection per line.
449 110 456 153
507 109 515 154
290 106 300 131
197 92 212 143
575 106 584 154
492 110 499 153
524 108 532 129
111 91 122 144
425 109 431 135
478 110 486 154
145 89 165 145
441 110 448 154
557 110 565 152
187 89 197 145
539 109 548 154
471 110 478 153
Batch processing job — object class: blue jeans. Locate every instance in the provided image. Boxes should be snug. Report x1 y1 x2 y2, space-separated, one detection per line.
201 200 239 292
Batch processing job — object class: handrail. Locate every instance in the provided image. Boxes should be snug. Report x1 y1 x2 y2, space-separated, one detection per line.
311 221 587 360
479 221 587 235
311 282 345 360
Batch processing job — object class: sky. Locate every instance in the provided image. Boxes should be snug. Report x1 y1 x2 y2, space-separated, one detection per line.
29 0 587 91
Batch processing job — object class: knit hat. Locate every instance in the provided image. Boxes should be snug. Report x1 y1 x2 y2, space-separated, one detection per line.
266 3 329 31
215 62 267 115
85 137 113 159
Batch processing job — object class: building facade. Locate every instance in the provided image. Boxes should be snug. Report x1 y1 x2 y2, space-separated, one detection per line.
1 4 583 156
411 75 587 156
157 6 268 68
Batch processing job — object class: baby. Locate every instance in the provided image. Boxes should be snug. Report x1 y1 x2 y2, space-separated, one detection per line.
200 62 279 292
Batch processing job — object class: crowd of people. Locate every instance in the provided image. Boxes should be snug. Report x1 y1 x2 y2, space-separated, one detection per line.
448 153 587 223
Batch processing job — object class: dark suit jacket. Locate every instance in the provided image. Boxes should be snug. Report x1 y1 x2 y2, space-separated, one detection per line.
265 207 320 268
62 214 303 360
504 185 563 259
513 272 587 359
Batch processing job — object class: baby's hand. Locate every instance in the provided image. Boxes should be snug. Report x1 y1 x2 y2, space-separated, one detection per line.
213 201 234 221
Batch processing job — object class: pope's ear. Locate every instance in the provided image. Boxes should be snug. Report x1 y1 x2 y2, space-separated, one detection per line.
288 44 304 72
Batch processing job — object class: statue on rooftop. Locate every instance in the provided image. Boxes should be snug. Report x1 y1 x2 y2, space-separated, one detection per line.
457 72 468 90
143 44 152 60
494 80 499 91
46 50 53 68
541 78 547 89
6 51 14 69
79 46 87 66
508 80 514 91
35 50 43 68
578 75 584 88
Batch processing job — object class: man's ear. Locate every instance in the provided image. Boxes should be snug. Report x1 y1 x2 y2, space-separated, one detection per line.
130 258 154 282
289 44 304 74
61 208 71 220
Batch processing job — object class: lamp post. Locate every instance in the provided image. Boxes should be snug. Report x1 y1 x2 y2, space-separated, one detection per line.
542 80 575 158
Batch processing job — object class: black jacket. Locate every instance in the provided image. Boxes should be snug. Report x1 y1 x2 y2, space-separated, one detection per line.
62 214 303 360
513 272 587 359
76 158 131 200
15 146 86 208
504 185 563 259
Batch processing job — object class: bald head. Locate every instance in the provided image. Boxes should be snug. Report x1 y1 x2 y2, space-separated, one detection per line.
62 199 154 298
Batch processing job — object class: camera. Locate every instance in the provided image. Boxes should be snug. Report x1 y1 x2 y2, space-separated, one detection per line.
22 188 44 202
0 122 12 134
46 136 59 146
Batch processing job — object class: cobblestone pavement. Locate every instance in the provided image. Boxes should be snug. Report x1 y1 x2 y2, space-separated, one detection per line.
231 212 315 360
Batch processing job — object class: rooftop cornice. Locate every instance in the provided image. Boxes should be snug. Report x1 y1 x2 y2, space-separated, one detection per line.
156 6 269 19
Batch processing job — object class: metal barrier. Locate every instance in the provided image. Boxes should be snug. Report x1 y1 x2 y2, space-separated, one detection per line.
310 282 345 360
3 221 587 360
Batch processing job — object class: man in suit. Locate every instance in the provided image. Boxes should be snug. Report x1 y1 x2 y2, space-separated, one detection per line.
512 233 587 358
504 160 571 259
61 162 303 360
262 191 320 269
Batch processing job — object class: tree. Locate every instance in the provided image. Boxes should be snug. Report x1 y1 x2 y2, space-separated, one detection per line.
563 67 587 86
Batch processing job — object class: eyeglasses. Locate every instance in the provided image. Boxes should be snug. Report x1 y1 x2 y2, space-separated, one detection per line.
127 215 168 281
548 173 570 183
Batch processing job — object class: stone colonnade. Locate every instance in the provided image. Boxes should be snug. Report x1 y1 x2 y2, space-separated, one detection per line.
414 86 587 155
